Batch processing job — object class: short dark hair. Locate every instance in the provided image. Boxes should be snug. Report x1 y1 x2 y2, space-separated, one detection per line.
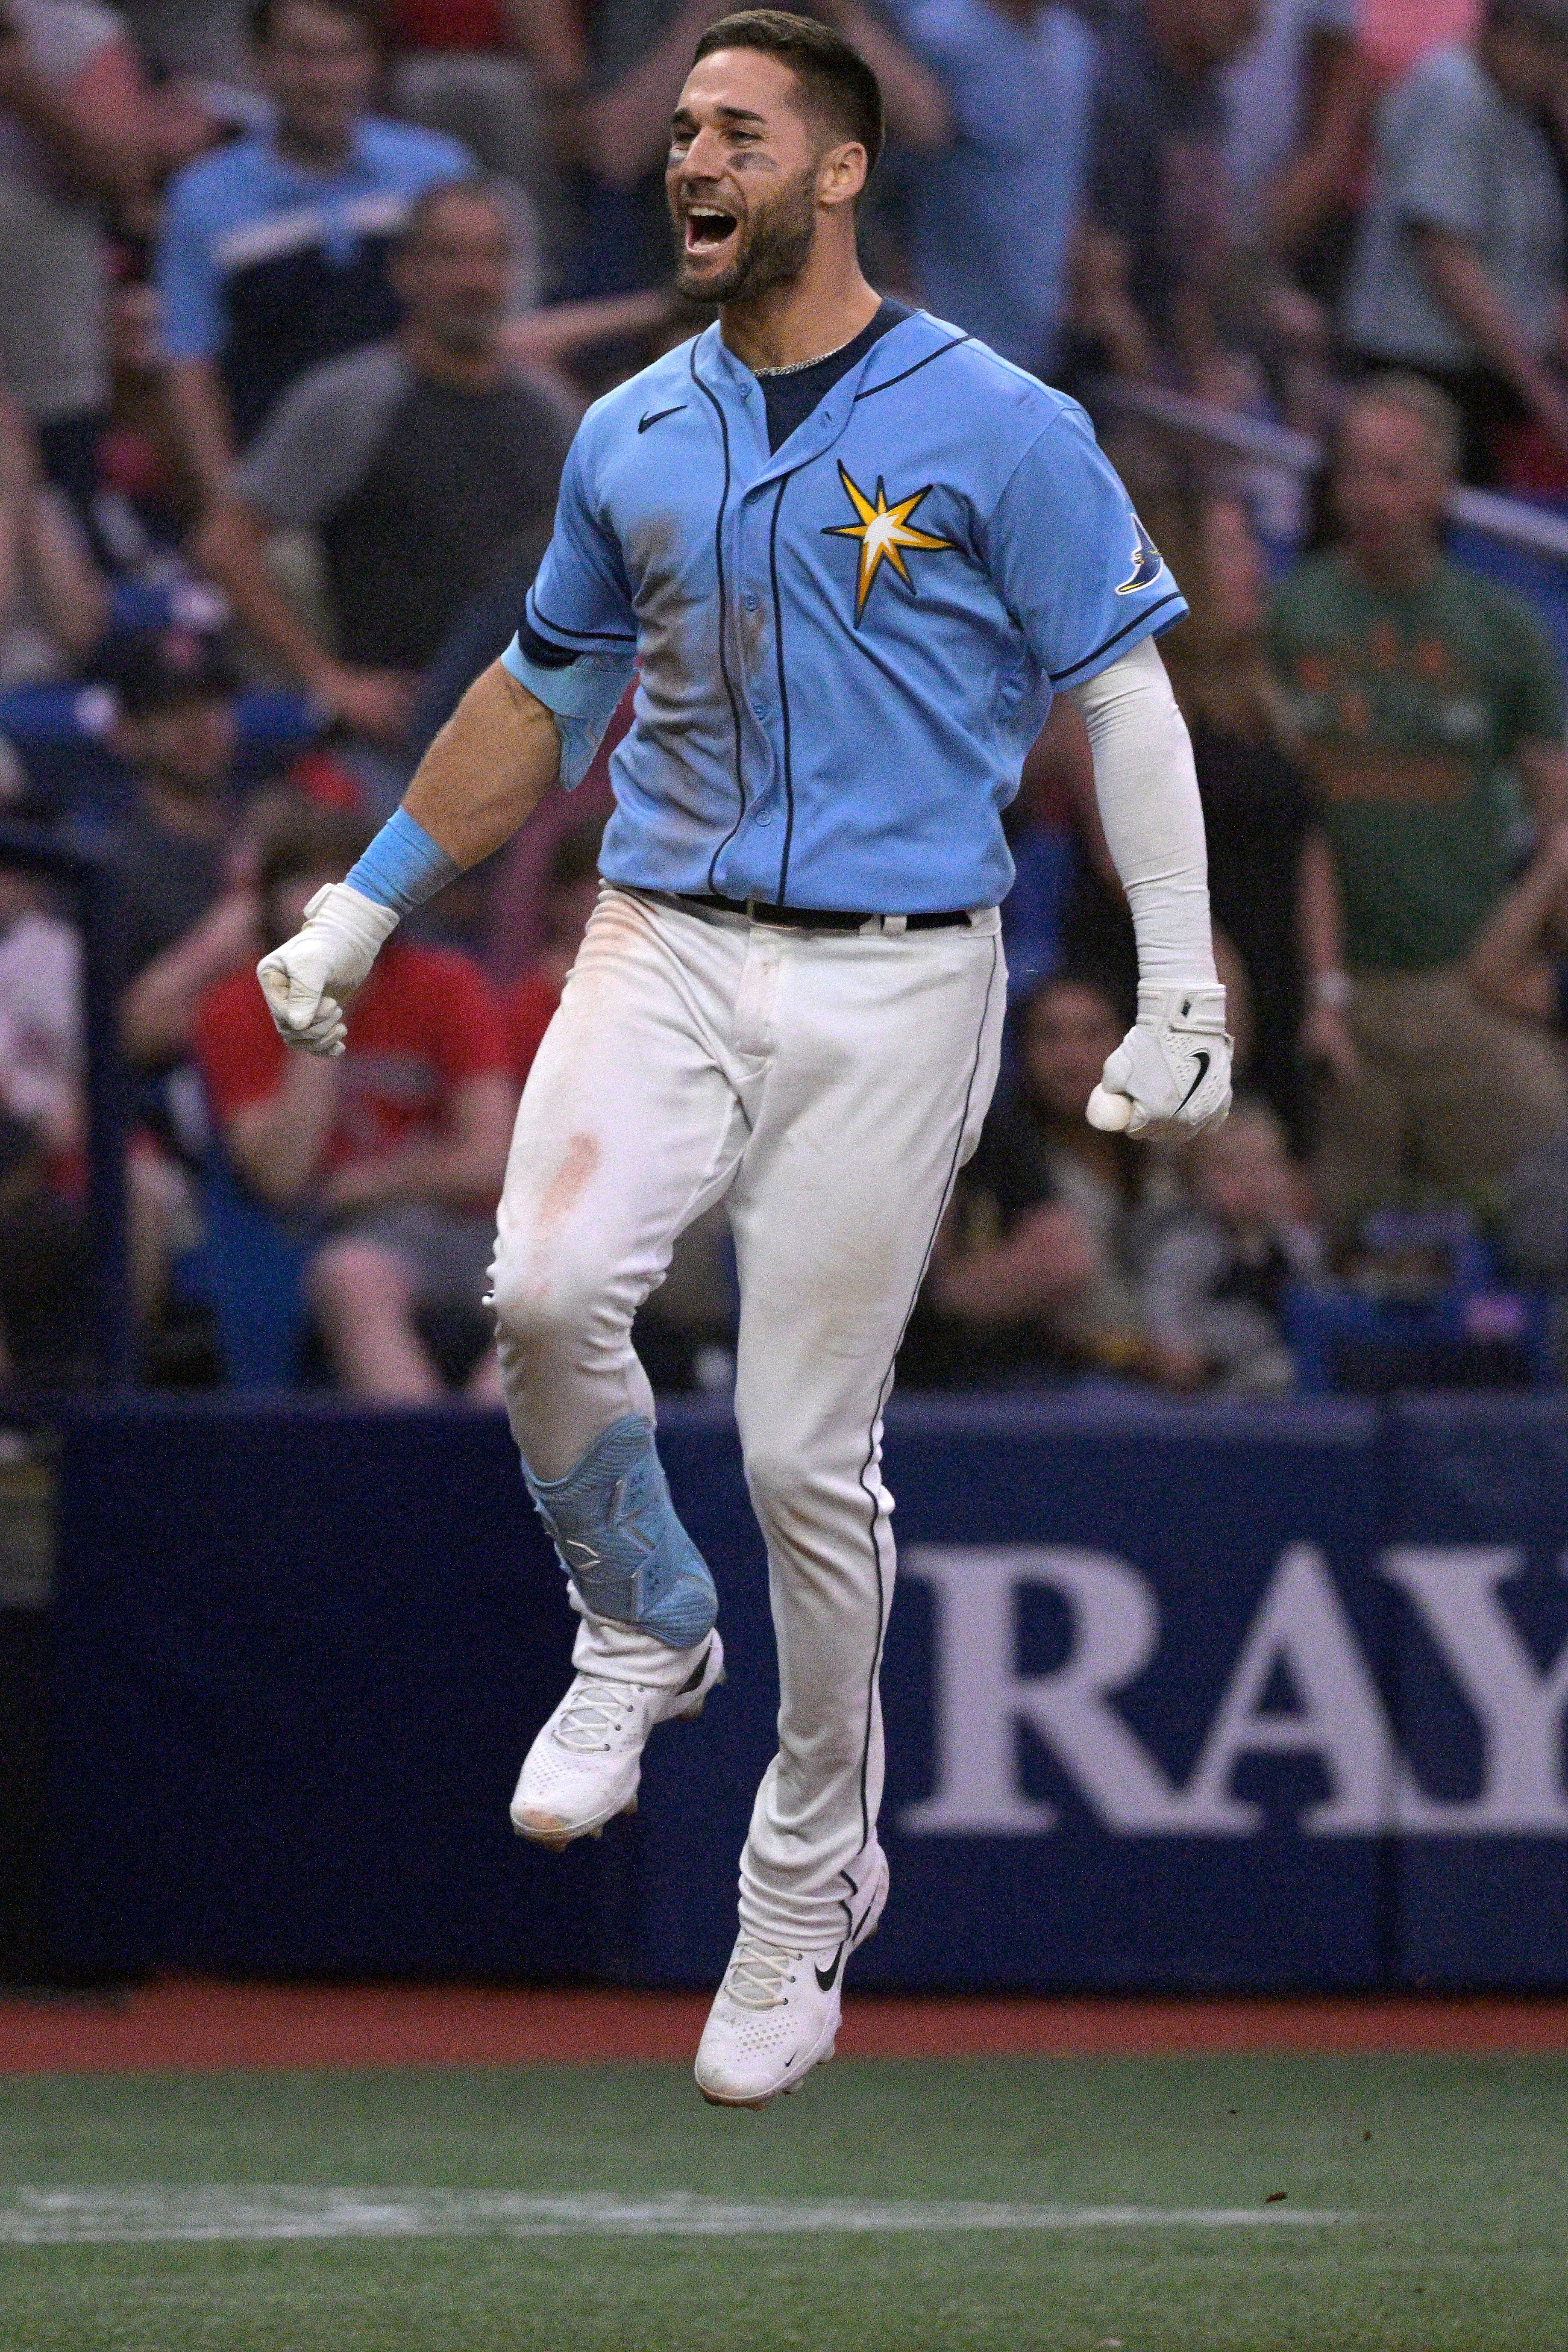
691 9 884 178
395 174 508 255
95 624 242 716
250 0 386 50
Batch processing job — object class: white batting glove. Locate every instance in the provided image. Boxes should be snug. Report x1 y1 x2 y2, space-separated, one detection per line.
1086 983 1232 1139
255 883 399 1057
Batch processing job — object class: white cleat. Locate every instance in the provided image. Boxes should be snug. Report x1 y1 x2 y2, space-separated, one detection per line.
510 1632 725 1852
694 1853 889 2110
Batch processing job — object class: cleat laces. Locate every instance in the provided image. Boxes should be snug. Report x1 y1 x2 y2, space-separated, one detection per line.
553 1679 639 1752
723 1937 798 2009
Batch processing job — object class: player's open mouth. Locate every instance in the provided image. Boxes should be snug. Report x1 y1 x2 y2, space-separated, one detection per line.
684 206 738 252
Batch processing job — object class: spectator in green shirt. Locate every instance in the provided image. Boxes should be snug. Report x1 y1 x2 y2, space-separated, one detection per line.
1271 371 1568 1227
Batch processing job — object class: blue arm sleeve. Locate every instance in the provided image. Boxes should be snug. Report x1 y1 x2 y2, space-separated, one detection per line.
984 402 1186 691
501 635 634 791
344 807 460 916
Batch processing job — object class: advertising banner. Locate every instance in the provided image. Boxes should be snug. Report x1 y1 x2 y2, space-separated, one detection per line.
1385 1397 1568 1987
48 1395 1568 1989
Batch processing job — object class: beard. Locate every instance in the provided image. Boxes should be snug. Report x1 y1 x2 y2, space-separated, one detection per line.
672 164 819 305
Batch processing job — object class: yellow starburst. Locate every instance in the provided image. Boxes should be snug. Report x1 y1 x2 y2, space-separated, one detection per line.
823 462 954 622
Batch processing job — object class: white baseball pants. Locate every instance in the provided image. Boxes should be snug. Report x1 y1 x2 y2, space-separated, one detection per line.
490 886 1004 1949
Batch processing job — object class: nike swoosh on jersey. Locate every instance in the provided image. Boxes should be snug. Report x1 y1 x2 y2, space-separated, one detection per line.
638 405 686 433
1177 1050 1211 1112
814 1946 846 1993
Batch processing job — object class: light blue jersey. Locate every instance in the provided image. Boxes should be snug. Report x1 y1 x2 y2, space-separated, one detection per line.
503 309 1184 914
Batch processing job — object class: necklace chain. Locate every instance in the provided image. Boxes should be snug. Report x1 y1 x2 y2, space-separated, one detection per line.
753 327 861 379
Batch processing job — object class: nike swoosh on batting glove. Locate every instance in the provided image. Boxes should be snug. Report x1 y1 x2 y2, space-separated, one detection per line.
255 882 400 1057
1086 983 1233 1139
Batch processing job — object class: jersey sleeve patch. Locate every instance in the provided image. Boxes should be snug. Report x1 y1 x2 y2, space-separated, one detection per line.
984 406 1188 690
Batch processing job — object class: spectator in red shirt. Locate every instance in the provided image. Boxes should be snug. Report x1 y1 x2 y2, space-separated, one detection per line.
505 819 604 1087
194 804 516 1398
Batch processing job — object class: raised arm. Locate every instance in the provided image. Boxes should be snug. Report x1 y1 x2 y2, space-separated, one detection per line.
578 0 732 189
502 287 674 370
503 0 588 96
122 887 259 1067
810 0 951 150
1515 736 1568 830
1415 227 1568 462
0 20 154 217
1259 26 1369 263
0 389 106 661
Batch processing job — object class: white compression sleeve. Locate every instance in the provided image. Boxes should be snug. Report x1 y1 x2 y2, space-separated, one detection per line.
1066 633 1218 986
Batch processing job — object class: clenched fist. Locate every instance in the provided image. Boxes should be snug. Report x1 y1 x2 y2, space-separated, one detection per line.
1086 983 1232 1139
255 883 399 1056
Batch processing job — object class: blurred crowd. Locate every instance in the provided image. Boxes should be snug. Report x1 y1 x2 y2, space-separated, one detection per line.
9 0 1568 1398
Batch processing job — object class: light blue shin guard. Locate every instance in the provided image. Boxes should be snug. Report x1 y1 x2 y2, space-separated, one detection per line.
523 1414 718 1650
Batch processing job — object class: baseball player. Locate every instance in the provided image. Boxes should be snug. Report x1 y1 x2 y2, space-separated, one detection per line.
257 8 1231 2108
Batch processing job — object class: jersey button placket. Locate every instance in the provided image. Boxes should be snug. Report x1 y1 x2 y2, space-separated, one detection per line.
735 497 776 866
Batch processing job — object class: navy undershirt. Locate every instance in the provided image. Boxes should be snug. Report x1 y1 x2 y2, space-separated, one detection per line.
517 297 911 668
758 296 910 453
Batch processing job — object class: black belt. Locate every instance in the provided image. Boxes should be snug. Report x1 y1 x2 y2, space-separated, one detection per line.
675 891 975 934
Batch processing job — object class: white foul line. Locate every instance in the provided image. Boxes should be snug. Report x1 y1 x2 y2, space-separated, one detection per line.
0 2189 1354 2246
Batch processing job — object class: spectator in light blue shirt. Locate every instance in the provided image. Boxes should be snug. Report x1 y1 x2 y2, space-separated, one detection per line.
887 0 1098 377
156 0 470 506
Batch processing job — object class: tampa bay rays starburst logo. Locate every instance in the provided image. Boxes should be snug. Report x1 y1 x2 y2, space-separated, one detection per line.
823 462 955 623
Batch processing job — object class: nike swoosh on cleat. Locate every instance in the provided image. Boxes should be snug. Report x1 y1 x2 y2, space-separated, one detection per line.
814 1946 846 1993
638 405 686 433
1177 1050 1210 1113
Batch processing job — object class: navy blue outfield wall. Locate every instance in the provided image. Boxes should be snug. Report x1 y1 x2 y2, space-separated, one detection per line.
47 1394 1568 1991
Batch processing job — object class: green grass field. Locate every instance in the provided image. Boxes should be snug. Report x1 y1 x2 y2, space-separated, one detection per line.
1 2054 1564 2351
